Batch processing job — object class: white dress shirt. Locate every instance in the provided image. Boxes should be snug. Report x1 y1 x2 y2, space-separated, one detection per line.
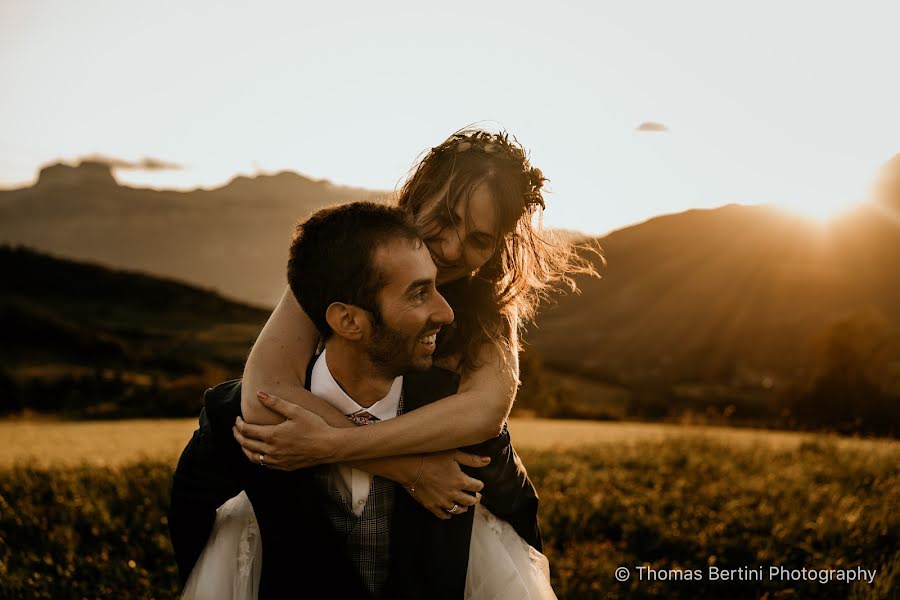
310 349 403 517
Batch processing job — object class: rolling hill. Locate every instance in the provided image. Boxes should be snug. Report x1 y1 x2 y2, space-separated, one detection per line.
3 154 899 426
1 245 270 417
529 201 900 386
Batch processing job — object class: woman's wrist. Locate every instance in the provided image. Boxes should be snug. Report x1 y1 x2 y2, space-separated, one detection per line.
327 426 354 463
345 454 424 486
406 456 426 493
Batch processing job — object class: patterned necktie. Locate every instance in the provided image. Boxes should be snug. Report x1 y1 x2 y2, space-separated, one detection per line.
346 410 380 426
345 392 404 425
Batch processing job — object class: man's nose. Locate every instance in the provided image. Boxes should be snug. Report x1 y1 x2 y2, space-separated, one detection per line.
431 291 454 326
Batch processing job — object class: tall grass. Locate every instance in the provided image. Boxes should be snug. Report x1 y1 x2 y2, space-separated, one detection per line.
1 462 177 599
523 439 899 599
1 436 897 599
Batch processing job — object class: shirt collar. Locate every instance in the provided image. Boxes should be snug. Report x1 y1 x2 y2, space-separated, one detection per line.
310 348 402 420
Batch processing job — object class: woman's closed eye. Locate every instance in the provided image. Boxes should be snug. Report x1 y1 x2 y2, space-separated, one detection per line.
444 212 491 249
468 234 495 251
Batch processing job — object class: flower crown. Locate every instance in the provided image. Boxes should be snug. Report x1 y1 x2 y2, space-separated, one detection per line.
433 130 546 210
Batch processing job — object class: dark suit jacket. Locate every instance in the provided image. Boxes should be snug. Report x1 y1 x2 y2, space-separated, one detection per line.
168 363 541 599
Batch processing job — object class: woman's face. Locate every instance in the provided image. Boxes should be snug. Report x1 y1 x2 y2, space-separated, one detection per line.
416 179 500 285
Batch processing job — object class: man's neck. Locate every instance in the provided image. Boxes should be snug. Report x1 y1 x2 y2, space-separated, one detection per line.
323 339 395 408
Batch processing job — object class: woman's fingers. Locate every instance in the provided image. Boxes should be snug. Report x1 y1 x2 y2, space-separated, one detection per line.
234 417 274 443
405 450 488 519
453 451 491 468
233 423 294 470
241 446 262 465
459 473 485 493
404 487 455 520
256 390 301 418
425 502 451 520
452 453 488 493
233 425 272 456
442 502 469 515
454 492 479 508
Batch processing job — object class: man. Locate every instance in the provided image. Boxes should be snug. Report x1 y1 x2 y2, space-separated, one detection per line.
169 202 541 599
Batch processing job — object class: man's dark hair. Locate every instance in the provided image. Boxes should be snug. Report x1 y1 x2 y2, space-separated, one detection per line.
287 202 422 339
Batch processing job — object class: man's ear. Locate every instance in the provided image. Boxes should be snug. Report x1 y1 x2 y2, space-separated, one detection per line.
325 302 369 340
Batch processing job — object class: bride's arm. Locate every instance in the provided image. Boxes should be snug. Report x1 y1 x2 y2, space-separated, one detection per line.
240 287 421 453
240 287 319 424
237 314 519 464
328 330 518 459
242 287 405 432
240 287 489 515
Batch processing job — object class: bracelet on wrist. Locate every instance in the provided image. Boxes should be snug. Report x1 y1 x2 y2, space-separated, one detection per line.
407 457 425 494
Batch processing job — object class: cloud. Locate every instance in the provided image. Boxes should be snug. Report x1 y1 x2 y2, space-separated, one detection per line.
635 122 669 133
79 154 183 171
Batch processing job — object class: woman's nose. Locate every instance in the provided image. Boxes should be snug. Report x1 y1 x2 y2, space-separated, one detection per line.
441 232 463 263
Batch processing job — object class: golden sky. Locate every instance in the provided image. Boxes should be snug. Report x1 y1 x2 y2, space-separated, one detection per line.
1 1 898 233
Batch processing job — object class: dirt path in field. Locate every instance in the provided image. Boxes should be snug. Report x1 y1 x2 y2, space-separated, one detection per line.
0 417 895 468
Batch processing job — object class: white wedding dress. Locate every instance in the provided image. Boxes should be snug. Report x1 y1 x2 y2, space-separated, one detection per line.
181 492 262 600
181 491 556 600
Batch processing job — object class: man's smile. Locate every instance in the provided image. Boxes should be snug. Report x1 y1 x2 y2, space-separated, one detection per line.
418 331 439 350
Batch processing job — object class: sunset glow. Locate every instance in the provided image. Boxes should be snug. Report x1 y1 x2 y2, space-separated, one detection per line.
1 1 898 234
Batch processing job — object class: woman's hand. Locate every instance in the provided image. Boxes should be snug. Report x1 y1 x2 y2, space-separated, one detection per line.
234 392 491 520
233 391 338 470
405 450 488 520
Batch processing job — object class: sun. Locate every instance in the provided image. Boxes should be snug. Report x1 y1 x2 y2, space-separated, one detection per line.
775 196 864 223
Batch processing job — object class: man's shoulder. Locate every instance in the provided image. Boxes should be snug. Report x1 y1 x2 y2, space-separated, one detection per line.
203 378 243 429
204 378 242 398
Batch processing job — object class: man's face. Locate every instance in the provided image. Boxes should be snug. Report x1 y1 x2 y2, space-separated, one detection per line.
365 239 454 374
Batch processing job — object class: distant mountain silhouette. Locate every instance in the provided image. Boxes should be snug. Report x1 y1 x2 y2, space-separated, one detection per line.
35 160 119 188
0 160 384 306
529 201 900 384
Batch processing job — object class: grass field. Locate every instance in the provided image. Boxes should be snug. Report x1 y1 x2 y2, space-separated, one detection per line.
1 419 898 599
3 416 894 468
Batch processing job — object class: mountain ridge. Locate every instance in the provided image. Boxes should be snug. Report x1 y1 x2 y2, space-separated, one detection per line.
0 160 386 305
4 155 899 390
530 199 900 385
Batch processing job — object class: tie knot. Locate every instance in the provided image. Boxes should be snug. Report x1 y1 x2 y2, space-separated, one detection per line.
347 410 380 426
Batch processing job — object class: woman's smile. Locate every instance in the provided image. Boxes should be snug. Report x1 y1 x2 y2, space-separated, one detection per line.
421 181 499 283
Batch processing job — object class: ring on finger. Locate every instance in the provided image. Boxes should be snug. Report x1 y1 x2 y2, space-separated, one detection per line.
446 503 459 515
259 453 266 467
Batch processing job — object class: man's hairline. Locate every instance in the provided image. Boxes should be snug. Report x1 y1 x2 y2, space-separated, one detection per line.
368 234 428 311
317 233 426 336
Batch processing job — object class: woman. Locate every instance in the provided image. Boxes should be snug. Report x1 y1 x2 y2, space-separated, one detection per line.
188 128 595 598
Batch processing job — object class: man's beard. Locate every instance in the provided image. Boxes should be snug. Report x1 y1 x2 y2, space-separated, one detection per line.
367 312 434 376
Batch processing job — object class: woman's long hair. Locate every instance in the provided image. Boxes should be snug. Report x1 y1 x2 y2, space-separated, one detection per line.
397 128 600 371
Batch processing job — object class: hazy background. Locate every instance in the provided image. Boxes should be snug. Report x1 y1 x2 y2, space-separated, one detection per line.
2 4 900 598
1 0 899 431
2 0 899 233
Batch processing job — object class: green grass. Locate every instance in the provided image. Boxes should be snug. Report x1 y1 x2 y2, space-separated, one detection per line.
1 436 897 599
